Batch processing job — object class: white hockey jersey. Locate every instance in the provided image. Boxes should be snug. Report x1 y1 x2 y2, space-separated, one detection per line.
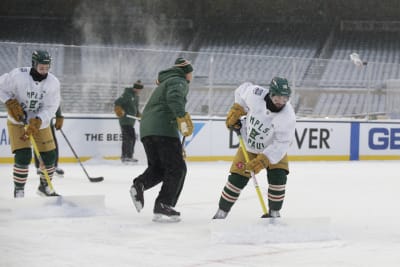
235 82 296 164
0 67 60 128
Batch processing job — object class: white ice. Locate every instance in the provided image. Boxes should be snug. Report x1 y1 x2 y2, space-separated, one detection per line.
1 160 400 267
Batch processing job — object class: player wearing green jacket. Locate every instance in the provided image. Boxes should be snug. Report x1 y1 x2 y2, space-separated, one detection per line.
114 80 143 163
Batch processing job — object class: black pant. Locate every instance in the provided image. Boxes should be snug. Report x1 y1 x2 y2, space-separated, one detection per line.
34 121 58 168
135 136 186 207
121 125 136 159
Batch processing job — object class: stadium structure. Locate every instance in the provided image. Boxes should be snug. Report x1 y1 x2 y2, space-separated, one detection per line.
1 0 400 119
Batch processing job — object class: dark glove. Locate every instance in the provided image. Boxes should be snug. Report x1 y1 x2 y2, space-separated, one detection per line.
226 103 246 129
246 153 269 174
25 117 42 136
114 105 125 117
55 116 64 130
176 112 193 137
5 98 24 122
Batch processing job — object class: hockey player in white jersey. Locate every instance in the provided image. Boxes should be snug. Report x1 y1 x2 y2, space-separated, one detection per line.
213 77 296 219
0 50 61 198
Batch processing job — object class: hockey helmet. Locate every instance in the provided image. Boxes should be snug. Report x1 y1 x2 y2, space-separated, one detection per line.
32 50 51 68
269 77 291 97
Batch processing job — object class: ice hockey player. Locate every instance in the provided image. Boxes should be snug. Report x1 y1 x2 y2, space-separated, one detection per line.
213 77 296 219
129 57 193 222
0 50 61 197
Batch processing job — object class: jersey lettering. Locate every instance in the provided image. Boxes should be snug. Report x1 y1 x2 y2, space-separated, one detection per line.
247 138 265 150
26 90 44 112
247 115 271 150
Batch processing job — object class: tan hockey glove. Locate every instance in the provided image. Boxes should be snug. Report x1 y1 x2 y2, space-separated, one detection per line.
226 103 246 129
177 112 193 137
246 153 270 174
114 105 125 117
55 116 64 130
5 98 24 122
25 117 42 136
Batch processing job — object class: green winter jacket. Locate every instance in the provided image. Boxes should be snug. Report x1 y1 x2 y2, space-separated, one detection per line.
114 87 140 126
140 67 189 139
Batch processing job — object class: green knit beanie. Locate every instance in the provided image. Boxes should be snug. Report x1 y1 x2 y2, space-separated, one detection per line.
174 57 193 74
133 80 143 89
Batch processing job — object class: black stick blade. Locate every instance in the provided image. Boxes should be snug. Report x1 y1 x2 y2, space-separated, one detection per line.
89 177 104 183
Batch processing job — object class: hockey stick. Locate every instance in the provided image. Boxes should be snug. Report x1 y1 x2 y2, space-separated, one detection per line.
181 136 186 159
59 129 104 182
26 129 56 192
236 130 268 216
126 114 141 121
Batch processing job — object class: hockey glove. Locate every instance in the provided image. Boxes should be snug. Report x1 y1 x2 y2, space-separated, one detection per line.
25 117 42 136
226 103 246 129
177 112 193 137
114 105 125 117
54 116 64 130
246 153 270 174
5 98 24 122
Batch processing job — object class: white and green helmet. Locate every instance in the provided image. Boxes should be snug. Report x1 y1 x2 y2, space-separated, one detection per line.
269 77 291 97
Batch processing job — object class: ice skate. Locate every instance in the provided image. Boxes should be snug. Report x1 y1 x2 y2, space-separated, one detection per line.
37 183 60 197
261 210 280 218
129 180 144 212
152 202 181 222
14 187 24 198
55 167 64 177
212 208 228 219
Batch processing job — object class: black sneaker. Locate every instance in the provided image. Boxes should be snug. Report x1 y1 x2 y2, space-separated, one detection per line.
153 202 180 222
37 184 60 197
129 179 144 212
14 187 25 198
123 158 138 164
55 167 64 176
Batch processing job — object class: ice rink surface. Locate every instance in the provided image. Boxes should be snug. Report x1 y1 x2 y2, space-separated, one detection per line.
1 159 400 267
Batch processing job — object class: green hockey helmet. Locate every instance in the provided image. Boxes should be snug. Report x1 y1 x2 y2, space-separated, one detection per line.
32 50 51 68
269 77 291 97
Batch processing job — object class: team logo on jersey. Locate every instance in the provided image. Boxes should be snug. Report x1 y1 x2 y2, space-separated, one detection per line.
253 87 264 96
236 161 245 169
249 128 260 139
247 115 271 150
